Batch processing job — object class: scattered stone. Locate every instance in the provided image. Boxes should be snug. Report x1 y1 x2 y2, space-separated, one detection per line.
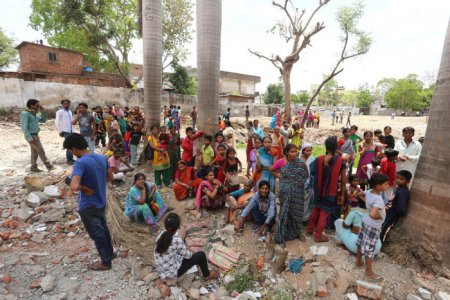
356 280 382 300
311 271 328 297
12 208 34 222
179 274 195 290
39 208 66 223
155 278 171 297
43 185 60 197
170 286 187 300
143 272 158 282
406 294 422 300
147 286 162 299
224 274 235 284
27 192 49 208
436 291 450 300
41 274 56 292
1 274 12 283
346 293 358 300
414 275 436 292
220 224 235 236
418 287 432 300
187 288 200 300
29 278 41 289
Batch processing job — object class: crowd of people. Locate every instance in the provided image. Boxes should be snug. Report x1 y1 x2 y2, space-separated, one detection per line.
19 99 423 281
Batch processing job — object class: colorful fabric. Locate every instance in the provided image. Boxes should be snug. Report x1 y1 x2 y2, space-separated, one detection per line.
201 145 215 165
290 129 302 147
356 145 378 179
277 158 309 243
312 155 345 214
168 133 181 180
252 147 277 193
356 222 382 258
207 244 240 271
173 167 195 200
195 180 226 209
124 182 167 226
148 136 170 171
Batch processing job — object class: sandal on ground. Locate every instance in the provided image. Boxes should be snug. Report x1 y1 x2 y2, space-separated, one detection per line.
205 270 220 281
314 236 329 243
88 261 111 271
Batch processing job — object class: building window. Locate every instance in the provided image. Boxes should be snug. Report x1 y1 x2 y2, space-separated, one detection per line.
48 52 58 63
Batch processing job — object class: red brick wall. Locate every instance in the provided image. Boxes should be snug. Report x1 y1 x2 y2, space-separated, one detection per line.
18 43 84 75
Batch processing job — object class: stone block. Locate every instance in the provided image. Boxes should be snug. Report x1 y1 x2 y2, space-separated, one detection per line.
311 271 328 297
27 192 49 208
356 280 382 300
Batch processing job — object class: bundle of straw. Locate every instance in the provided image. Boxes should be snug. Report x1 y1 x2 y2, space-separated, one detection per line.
106 191 154 263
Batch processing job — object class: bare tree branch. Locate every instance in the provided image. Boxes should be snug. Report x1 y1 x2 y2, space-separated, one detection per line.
248 49 283 73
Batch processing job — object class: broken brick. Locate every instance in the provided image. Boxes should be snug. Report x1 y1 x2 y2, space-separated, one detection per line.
1 274 12 283
356 280 383 300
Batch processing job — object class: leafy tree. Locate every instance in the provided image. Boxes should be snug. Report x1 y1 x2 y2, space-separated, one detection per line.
356 84 373 108
298 91 310 105
375 77 396 102
264 83 284 104
290 93 299 104
30 0 194 86
319 77 339 106
385 74 426 111
0 27 17 70
341 90 358 106
168 65 197 95
249 0 371 122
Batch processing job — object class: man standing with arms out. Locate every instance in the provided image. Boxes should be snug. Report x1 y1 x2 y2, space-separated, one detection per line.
190 106 198 129
73 103 96 154
245 105 250 125
64 133 114 270
20 99 54 172
55 99 75 165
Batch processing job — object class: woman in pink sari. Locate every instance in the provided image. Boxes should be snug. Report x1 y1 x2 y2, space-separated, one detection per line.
195 167 226 211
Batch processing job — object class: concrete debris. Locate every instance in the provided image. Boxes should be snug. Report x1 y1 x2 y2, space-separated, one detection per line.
26 192 49 208
356 280 382 300
40 274 56 292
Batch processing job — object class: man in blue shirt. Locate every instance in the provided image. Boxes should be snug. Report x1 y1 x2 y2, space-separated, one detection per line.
64 133 114 271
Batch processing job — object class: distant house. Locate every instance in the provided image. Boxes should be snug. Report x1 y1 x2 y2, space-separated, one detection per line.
14 41 126 87
187 67 261 102
16 41 89 76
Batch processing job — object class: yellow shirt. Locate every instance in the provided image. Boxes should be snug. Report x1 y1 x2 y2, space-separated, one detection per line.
201 145 215 165
291 128 302 147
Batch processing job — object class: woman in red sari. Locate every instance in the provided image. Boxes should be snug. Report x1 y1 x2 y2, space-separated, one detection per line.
173 160 201 201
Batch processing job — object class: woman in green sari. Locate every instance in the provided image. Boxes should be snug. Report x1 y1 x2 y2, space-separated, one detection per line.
168 126 181 180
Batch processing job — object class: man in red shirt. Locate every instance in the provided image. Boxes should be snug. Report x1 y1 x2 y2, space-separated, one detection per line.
181 127 204 166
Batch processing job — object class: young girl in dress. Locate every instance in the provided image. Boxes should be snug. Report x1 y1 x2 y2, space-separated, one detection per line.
344 175 363 215
223 147 242 193
356 131 379 190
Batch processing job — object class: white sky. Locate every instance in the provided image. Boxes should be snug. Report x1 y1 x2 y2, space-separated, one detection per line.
1 0 449 93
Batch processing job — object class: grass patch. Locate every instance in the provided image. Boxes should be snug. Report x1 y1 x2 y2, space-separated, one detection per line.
226 273 264 294
236 143 246 149
0 108 10 117
310 144 360 169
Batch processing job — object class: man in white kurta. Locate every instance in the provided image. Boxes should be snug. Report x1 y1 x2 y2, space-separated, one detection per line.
394 127 422 183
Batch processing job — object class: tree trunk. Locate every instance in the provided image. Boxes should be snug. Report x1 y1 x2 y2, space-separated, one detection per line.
397 20 450 272
282 65 292 122
196 0 221 135
142 0 162 131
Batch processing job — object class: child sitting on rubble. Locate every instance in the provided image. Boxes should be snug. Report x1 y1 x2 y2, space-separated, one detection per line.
107 148 134 180
356 173 389 282
154 213 220 280
226 179 254 224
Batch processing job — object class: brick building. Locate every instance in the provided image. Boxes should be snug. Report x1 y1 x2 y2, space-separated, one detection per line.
16 41 89 75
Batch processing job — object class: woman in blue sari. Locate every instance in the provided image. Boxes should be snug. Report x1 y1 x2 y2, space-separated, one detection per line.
252 136 279 193
124 173 168 230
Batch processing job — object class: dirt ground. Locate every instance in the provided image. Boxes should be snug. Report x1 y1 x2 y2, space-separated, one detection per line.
1 114 448 300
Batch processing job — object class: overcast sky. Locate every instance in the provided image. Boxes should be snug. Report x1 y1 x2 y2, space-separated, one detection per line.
1 0 449 93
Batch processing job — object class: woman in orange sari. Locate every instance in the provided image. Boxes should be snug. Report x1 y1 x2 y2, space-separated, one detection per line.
271 126 285 156
173 160 201 201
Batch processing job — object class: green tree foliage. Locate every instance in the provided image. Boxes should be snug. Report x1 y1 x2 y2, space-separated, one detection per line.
30 0 194 85
319 77 339 106
0 27 17 70
264 83 284 104
291 91 309 105
356 85 373 108
341 90 357 106
168 65 197 95
384 74 431 111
